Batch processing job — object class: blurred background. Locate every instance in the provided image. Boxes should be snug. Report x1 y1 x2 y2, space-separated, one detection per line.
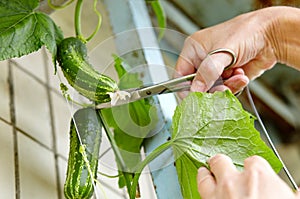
1 0 300 198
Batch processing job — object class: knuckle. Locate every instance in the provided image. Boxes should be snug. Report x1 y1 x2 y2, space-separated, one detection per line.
245 166 262 178
209 154 231 167
245 155 266 167
184 35 196 46
246 155 263 162
220 178 236 193
244 155 269 174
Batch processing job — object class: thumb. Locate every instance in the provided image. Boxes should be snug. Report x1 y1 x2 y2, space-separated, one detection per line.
191 51 235 92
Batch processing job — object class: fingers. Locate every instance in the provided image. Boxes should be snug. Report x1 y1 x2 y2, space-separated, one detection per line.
207 69 248 95
191 52 235 92
242 155 273 196
175 36 236 93
242 155 296 198
175 36 206 77
175 54 196 78
244 155 274 173
197 167 216 198
240 57 276 80
223 74 249 94
198 154 298 199
208 154 239 182
197 154 239 198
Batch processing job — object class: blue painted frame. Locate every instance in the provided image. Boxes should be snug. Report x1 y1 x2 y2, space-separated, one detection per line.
103 0 183 198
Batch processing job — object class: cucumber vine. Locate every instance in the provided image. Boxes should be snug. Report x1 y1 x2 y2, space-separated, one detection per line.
76 0 102 42
47 0 75 10
74 0 84 40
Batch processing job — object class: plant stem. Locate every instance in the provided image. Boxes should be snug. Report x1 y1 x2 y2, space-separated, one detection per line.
98 110 132 194
98 171 121 178
47 0 75 10
129 140 173 199
150 0 166 40
74 0 85 41
86 0 102 41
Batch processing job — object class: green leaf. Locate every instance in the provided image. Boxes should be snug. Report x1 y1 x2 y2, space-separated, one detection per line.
112 55 143 90
175 153 203 199
0 0 63 61
112 54 128 78
101 55 158 188
172 91 283 199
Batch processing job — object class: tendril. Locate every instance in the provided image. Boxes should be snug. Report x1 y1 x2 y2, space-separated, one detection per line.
86 0 102 41
47 0 75 10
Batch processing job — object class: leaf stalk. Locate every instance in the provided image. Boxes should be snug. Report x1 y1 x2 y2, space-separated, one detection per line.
129 140 173 199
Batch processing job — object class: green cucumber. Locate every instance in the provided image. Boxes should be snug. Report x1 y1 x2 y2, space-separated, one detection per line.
64 108 102 199
56 37 118 104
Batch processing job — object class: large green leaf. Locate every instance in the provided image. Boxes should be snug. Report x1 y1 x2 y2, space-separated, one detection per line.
172 91 283 199
0 0 63 61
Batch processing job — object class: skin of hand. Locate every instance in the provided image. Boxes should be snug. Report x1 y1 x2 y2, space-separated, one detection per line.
175 6 300 95
197 154 300 199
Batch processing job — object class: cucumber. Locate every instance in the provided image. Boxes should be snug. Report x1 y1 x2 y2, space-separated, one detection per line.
64 108 102 199
56 37 118 104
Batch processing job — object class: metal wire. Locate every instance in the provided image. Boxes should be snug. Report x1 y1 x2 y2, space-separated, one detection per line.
246 86 299 191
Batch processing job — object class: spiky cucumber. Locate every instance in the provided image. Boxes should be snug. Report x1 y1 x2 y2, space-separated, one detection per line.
57 37 118 104
64 108 102 199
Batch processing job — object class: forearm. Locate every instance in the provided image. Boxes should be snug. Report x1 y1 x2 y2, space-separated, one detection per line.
264 6 300 70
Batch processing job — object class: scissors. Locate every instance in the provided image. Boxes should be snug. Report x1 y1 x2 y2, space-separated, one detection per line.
95 48 240 109
95 73 196 109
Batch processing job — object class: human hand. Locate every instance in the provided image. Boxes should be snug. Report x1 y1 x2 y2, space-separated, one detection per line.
197 154 299 199
175 7 283 96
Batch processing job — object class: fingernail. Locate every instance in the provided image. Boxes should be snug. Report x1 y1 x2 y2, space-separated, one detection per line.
191 80 206 92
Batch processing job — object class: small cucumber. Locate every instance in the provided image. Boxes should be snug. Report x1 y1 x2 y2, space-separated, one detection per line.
64 108 102 199
56 37 118 104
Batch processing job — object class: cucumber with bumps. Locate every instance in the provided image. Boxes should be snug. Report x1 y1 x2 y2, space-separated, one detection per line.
64 108 102 199
56 37 118 104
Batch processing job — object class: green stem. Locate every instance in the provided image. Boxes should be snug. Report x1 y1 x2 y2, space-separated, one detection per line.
74 0 85 41
150 0 166 40
86 0 102 41
47 0 75 10
98 171 121 178
98 110 132 193
129 140 173 199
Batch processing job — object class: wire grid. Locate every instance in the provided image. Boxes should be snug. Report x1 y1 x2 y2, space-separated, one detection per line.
0 48 127 199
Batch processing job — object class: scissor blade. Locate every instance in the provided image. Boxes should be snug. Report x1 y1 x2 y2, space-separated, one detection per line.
95 73 196 109
95 90 142 109
136 73 195 97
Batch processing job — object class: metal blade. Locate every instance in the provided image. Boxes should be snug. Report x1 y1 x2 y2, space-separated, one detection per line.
95 90 142 109
96 73 196 109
